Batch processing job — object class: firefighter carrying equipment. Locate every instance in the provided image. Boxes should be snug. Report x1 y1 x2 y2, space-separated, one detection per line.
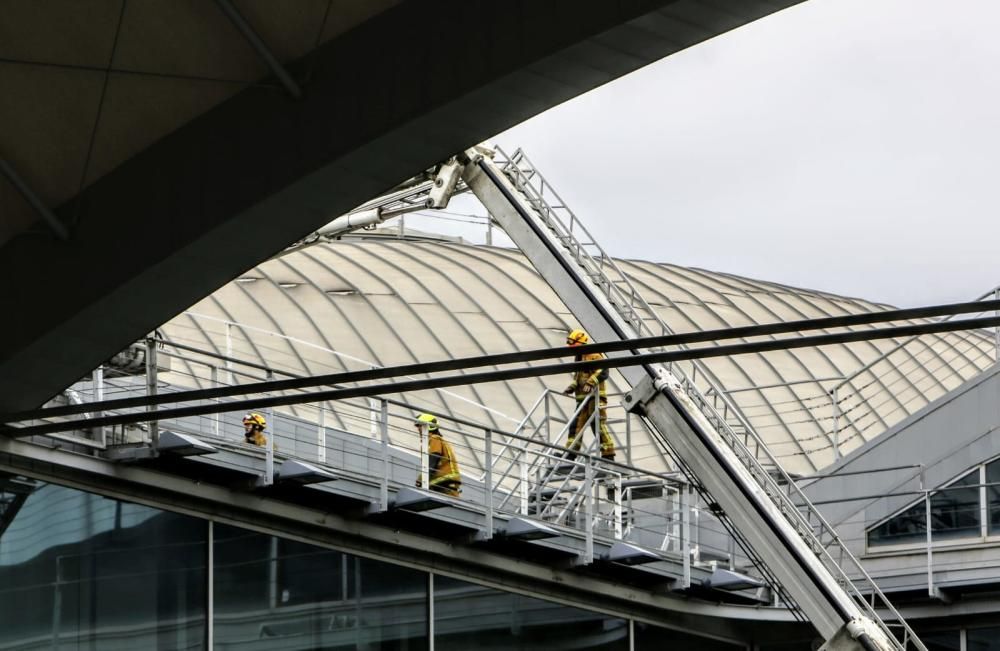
242 412 268 447
415 413 439 432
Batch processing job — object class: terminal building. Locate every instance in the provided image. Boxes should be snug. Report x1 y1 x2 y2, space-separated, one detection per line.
2 217 999 649
3 2 999 650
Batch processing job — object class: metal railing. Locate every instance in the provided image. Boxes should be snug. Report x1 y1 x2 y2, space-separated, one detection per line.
493 146 924 649
26 338 762 584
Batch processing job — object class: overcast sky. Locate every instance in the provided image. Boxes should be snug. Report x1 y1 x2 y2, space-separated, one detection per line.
482 0 1000 308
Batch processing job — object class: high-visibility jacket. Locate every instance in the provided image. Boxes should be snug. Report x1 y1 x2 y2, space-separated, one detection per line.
245 429 267 447
568 351 608 400
428 433 461 489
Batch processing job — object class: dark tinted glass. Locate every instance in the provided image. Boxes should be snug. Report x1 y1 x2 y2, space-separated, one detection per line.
869 500 927 547
869 470 982 546
214 523 427 650
930 471 981 540
918 629 960 651
434 575 627 651
634 621 745 650
986 459 1000 534
968 626 1000 651
0 476 207 650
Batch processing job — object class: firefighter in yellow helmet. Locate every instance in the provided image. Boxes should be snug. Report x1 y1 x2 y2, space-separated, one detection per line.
415 413 462 497
242 412 268 447
562 329 616 460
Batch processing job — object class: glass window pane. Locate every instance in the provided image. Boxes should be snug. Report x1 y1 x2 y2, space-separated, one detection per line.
214 523 427 650
0 476 207 649
986 459 1000 535
930 471 981 540
634 621 745 650
869 469 982 547
434 575 627 650
869 501 927 547
917 629 960 651
968 626 1000 651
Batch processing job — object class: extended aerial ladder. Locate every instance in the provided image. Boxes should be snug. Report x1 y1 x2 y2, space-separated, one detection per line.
311 146 923 650
460 146 923 651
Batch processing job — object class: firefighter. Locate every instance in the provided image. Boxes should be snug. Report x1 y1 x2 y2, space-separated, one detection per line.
562 329 616 460
242 412 268 447
414 413 462 497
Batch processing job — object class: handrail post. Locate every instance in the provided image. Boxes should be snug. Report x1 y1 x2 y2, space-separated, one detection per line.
625 412 632 466
519 457 528 515
224 321 233 386
317 406 327 464
681 484 691 588
544 391 551 444
925 490 934 596
832 387 841 461
145 337 159 449
264 372 274 486
584 461 594 564
484 428 494 539
614 473 623 540
93 365 105 446
418 423 429 491
210 365 220 438
995 288 999 363
379 399 389 511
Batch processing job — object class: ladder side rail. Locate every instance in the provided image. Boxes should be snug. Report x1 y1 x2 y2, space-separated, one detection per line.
465 150 921 651
479 388 550 482
499 147 761 438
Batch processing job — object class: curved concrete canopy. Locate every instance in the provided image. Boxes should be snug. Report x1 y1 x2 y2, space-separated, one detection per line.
0 0 803 411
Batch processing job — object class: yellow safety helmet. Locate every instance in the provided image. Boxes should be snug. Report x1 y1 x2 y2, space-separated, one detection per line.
566 329 589 346
243 412 266 429
415 413 439 432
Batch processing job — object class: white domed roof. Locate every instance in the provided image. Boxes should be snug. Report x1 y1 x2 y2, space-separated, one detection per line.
161 235 996 476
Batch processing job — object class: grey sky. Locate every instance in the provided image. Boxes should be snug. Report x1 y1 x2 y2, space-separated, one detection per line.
484 0 1000 308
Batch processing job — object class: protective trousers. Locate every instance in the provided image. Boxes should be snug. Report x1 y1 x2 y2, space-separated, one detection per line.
567 395 615 459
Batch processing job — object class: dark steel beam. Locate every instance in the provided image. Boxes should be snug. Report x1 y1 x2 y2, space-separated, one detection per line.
213 0 303 100
8 314 1000 437
0 157 69 241
6 298 999 423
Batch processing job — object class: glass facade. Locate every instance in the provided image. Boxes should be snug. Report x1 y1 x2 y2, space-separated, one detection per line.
986 459 1000 535
634 621 744 650
0 472 830 650
869 468 983 547
919 630 961 651
434 575 627 650
0 479 207 650
214 525 427 650
968 627 1000 651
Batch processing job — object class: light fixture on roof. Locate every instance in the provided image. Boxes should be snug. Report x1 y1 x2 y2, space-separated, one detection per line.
392 486 451 512
325 289 358 296
277 460 337 485
236 277 259 283
503 517 560 541
157 430 217 457
604 541 659 566
703 569 765 591
279 282 299 289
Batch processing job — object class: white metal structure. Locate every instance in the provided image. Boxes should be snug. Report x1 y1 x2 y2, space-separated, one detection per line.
458 145 921 651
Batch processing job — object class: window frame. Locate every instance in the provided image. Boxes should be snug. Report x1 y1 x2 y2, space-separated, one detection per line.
865 459 1000 554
